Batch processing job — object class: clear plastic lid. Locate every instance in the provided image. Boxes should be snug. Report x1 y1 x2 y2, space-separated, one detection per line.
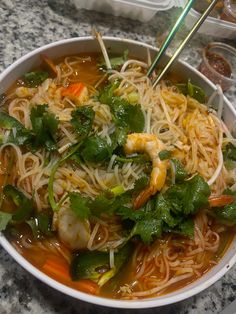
114 0 186 8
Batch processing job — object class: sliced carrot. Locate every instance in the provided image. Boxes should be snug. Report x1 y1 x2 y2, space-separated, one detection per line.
42 256 98 295
41 54 58 76
61 82 85 97
208 195 235 208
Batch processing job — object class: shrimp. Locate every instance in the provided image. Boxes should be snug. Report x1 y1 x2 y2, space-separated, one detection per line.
124 133 168 209
57 207 91 250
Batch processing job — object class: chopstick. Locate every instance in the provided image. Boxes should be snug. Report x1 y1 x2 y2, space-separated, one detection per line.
148 0 219 87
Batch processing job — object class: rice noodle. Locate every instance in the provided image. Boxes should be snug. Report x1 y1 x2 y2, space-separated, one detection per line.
1 49 233 300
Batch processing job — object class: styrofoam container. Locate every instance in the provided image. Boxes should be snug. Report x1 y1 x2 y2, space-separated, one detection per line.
74 0 184 22
185 8 236 39
1 36 236 309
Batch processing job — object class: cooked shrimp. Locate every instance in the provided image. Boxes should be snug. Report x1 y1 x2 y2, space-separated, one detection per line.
124 133 167 209
57 207 91 250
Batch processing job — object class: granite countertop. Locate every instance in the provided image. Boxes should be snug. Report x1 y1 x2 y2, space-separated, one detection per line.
0 1 236 313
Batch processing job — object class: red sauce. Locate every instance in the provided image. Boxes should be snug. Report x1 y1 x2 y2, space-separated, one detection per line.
206 51 232 78
199 51 232 91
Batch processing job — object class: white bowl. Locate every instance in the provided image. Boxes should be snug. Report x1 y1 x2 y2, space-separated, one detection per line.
0 36 236 309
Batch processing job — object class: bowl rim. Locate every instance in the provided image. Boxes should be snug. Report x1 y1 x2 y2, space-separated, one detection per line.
1 36 236 309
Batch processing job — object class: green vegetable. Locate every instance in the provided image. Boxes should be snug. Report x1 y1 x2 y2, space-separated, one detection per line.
117 174 210 244
223 143 236 170
0 112 33 146
3 185 34 222
132 176 149 194
99 83 145 146
166 174 210 215
0 211 12 231
0 106 59 152
214 202 236 226
69 188 129 219
30 104 59 152
170 159 188 182
71 107 95 138
70 242 132 286
0 111 24 130
223 188 236 197
99 50 129 70
27 212 52 239
48 142 83 211
81 136 112 163
110 97 144 133
69 192 91 219
115 154 150 164
23 71 49 87
176 80 206 103
159 150 171 160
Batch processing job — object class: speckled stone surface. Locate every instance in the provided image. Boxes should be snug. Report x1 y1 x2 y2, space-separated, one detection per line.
0 1 236 313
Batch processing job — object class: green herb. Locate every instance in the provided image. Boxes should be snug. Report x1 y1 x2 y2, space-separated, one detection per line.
117 174 210 244
27 211 52 239
3 185 34 222
99 50 129 70
223 143 236 170
159 150 171 160
99 83 145 146
115 154 150 164
0 106 59 152
213 202 236 226
80 136 112 163
69 192 91 219
0 211 12 231
0 112 33 146
176 80 206 103
71 107 95 138
170 159 188 183
48 142 83 211
132 176 149 193
30 104 59 152
23 71 49 87
70 242 132 286
69 188 129 219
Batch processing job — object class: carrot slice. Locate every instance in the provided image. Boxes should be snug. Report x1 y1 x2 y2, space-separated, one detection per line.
208 195 235 208
42 256 98 295
61 83 85 97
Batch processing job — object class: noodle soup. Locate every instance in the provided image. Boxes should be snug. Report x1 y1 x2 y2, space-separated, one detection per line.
1 37 236 300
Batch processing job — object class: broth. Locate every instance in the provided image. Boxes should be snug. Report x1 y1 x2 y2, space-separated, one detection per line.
1 51 236 300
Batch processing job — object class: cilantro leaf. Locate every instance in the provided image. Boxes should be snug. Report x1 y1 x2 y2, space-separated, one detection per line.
99 83 145 149
0 111 33 146
213 202 236 226
3 185 34 221
110 97 144 133
23 71 49 87
132 216 162 243
170 159 188 183
71 107 95 138
69 192 91 219
0 211 12 231
81 136 112 163
30 104 59 152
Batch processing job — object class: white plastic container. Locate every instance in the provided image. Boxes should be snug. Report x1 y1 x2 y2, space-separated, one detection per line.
73 0 185 22
185 8 236 39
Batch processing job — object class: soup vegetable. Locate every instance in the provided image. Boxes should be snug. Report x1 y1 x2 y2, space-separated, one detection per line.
0 36 236 299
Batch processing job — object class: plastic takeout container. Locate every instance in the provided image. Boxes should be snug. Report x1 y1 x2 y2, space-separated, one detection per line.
185 7 236 39
73 0 185 22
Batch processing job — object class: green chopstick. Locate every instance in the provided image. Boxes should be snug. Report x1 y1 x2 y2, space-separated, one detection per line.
148 0 219 87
